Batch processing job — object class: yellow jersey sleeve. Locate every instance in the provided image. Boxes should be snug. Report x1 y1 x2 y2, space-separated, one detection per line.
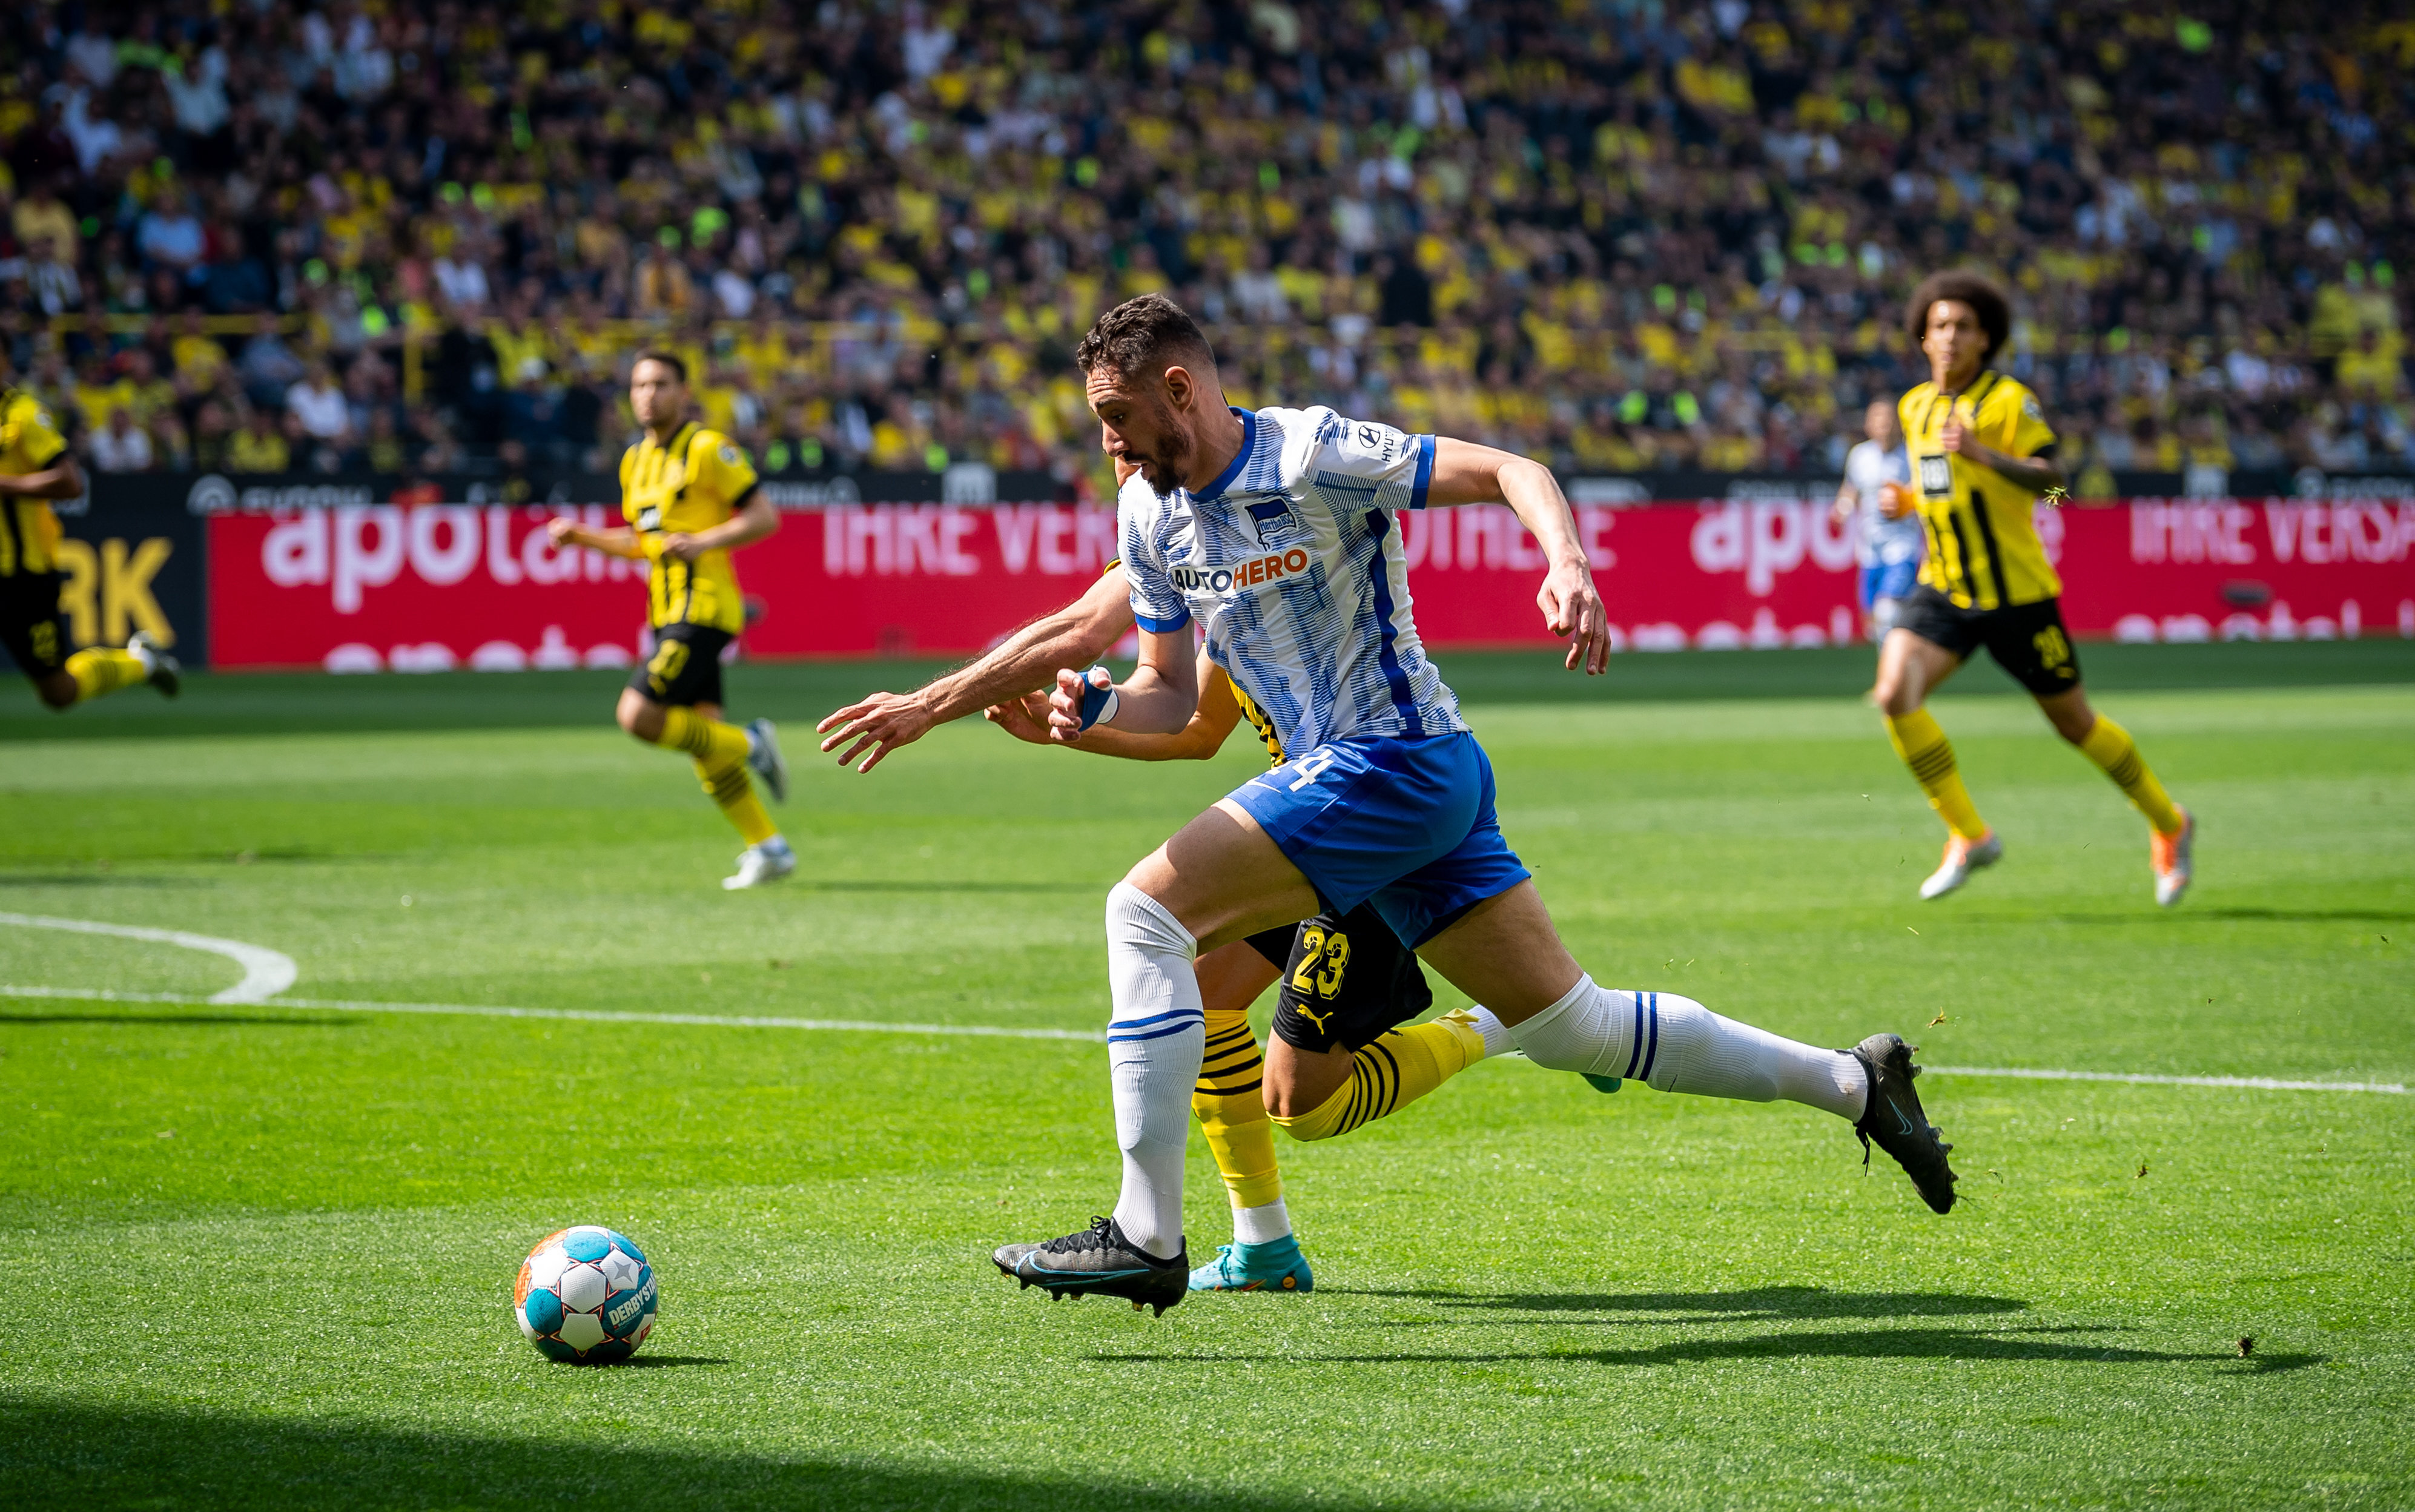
1995 380 2057 460
2 394 67 471
690 432 759 511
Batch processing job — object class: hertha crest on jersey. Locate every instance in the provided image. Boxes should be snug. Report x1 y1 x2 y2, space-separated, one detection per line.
1118 406 1466 756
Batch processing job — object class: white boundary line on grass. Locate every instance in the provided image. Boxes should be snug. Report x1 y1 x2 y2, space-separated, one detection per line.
0 985 1110 1042
0 913 297 1004
1 916 2404 1092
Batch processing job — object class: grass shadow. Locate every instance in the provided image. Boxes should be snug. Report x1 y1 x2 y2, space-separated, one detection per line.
0 1012 359 1028
1993 908 2415 926
0 873 214 888
1097 1328 2323 1372
1321 1286 2026 1321
0 1395 1355 1511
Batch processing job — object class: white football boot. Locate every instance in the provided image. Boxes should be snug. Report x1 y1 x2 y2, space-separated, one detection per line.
2152 806 2194 908
128 630 180 698
745 718 789 802
1918 830 2001 900
722 839 797 890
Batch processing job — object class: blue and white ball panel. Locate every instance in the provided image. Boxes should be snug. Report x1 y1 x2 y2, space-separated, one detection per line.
516 1227 655 1364
1227 730 1530 946
1118 406 1466 756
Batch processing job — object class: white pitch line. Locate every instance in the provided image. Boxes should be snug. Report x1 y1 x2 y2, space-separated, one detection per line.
1 984 2405 1093
0 985 1108 1042
1928 1064 2408 1095
0 913 297 1003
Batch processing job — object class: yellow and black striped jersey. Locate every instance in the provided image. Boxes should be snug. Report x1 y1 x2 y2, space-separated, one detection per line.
618 422 760 632
1900 372 2061 609
0 390 68 579
1229 678 1285 770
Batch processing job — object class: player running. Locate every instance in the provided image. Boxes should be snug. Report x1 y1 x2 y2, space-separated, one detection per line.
547 351 794 890
2 380 178 710
817 471 1554 1296
991 295 1958 1316
1878 272 2193 905
1831 399 1918 641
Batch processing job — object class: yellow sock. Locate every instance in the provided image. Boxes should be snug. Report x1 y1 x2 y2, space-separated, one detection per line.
1885 709 1990 842
1272 1011 1487 1142
658 705 752 767
2078 715 2182 836
65 648 145 703
1193 1008 1282 1210
694 757 778 845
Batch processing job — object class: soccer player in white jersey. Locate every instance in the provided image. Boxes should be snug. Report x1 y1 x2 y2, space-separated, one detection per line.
990 295 1960 1315
1831 399 1920 641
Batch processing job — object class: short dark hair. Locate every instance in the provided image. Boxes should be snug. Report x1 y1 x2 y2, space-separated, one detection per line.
1905 270 2010 361
1075 293 1215 382
630 348 688 384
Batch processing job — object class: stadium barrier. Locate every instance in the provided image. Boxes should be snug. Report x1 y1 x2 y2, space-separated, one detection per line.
32 475 2415 671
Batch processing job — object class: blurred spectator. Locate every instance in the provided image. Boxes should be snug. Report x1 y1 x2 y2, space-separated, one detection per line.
88 408 154 473
225 407 291 473
286 361 352 446
237 318 307 411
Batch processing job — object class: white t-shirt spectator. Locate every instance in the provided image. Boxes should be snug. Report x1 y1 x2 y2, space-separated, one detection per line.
432 256 491 310
288 378 352 441
91 414 154 473
139 203 206 269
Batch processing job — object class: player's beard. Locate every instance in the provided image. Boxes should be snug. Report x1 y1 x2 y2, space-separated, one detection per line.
1126 420 1195 497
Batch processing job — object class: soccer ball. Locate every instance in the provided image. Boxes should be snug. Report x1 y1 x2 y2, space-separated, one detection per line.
515 1226 657 1363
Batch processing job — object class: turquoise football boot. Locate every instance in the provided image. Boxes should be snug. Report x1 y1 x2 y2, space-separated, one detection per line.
1187 1235 1314 1293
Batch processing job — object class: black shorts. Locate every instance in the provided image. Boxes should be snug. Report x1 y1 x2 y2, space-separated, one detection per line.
627 622 732 708
1897 586 2082 697
1245 903 1435 1054
0 572 70 681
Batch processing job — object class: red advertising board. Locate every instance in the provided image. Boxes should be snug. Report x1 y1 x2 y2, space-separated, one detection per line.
205 499 2415 671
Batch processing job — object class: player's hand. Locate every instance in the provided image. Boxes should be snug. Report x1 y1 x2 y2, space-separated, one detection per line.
1877 481 1914 520
815 690 935 773
658 532 704 563
983 690 1057 746
1537 556 1611 675
545 517 580 547
1046 667 1104 741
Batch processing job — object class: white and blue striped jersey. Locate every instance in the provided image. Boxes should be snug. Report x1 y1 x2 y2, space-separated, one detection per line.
1119 406 1467 754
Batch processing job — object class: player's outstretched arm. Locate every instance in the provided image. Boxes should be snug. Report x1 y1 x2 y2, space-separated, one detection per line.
0 457 83 498
817 566 1136 772
989 653 1240 761
1424 437 1611 675
658 491 779 563
546 517 646 558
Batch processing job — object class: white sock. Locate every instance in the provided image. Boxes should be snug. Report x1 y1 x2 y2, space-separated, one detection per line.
1233 1198 1291 1245
1506 976 1866 1120
1464 1005 1515 1059
1103 881 1204 1259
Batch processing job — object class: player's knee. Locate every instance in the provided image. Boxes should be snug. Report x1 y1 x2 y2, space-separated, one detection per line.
36 675 77 710
616 696 662 741
1268 1082 1349 1141
1105 880 1194 958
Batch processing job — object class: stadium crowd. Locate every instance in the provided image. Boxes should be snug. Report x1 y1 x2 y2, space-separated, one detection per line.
0 1 2410 490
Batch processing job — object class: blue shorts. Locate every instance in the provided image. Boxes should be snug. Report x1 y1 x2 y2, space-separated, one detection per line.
1227 731 1530 948
1860 559 1918 610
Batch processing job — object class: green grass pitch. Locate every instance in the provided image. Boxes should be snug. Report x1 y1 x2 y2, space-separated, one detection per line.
2 643 2411 1510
